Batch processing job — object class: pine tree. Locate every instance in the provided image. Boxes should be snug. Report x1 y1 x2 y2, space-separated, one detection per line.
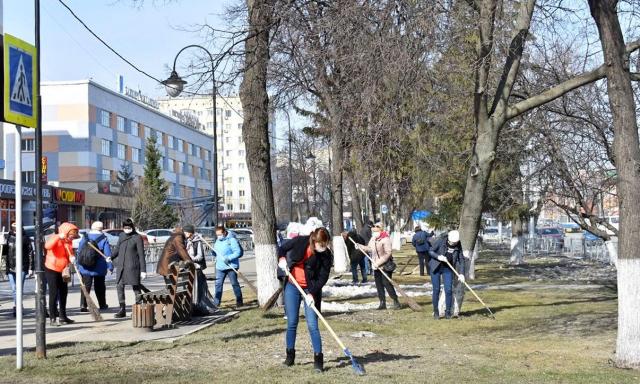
116 162 134 196
132 135 176 229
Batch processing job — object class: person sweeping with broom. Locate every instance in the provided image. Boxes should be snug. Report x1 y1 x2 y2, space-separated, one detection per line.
278 227 333 373
428 229 465 319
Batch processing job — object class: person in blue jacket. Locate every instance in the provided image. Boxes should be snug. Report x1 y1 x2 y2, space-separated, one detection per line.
77 221 112 311
428 230 464 319
212 226 243 308
411 226 431 276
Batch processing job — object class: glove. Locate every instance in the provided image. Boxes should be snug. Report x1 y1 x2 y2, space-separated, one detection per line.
305 294 315 307
69 256 76 264
195 264 202 270
224 257 230 264
278 258 287 271
437 255 447 262
28 270 33 277
371 263 378 270
140 272 147 280
458 275 465 283
106 257 112 263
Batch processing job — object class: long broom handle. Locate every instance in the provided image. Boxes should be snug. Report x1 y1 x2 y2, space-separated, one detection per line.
443 259 495 318
283 267 347 351
201 237 258 295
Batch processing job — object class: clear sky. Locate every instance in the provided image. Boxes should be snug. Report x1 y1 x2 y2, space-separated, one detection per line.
3 0 230 97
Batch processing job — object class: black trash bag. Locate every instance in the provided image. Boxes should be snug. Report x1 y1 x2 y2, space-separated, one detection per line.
192 270 218 316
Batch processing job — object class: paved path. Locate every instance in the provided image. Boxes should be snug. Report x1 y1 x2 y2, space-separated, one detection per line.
0 252 257 356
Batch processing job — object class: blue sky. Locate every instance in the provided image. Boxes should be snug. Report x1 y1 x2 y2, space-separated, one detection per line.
3 0 229 96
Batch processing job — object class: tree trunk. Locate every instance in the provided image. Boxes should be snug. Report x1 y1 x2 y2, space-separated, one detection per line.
510 217 525 265
345 165 364 231
239 0 279 306
589 0 640 368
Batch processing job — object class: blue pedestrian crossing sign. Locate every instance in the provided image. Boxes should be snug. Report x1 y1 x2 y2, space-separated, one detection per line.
3 34 38 128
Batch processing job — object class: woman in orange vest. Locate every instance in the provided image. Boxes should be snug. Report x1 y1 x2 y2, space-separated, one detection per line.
45 222 79 326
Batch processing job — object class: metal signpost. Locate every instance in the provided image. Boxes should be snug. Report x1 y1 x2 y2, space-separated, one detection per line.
2 32 38 370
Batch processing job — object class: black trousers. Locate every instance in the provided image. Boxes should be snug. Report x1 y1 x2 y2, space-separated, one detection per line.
80 275 107 308
45 267 68 318
417 252 429 276
117 283 142 305
374 270 398 303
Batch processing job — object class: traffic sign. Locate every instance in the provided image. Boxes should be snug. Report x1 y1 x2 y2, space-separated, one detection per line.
3 34 37 128
381 204 388 214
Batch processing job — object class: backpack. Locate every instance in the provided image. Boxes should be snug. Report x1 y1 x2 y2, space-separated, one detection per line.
77 235 105 269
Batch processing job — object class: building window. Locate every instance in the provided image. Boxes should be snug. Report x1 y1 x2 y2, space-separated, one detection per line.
207 122 214 130
132 148 140 163
239 204 246 211
101 110 110 126
173 183 179 197
225 110 232 118
208 109 214 116
225 124 231 132
130 121 139 137
239 177 245 183
227 204 233 211
177 139 184 152
101 169 110 181
168 159 175 172
206 150 211 161
117 144 126 160
21 171 36 184
238 136 243 144
116 116 125 132
238 150 245 156
238 123 243 131
21 138 35 152
200 168 206 178
101 139 111 156
238 163 245 169
224 177 232 184
225 137 230 143
226 150 231 157
239 190 245 197
144 126 151 138
226 190 233 197
182 162 189 175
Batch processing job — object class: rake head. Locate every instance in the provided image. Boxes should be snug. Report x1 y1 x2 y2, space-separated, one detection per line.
343 348 366 376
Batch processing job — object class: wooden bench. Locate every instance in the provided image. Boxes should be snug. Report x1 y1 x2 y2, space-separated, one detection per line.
134 261 196 329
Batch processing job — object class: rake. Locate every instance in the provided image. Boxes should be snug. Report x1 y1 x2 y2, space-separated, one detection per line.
349 237 422 312
443 259 495 319
283 268 365 375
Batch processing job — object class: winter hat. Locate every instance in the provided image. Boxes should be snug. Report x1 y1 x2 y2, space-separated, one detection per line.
123 218 135 229
183 224 195 234
286 222 302 239
91 221 104 231
301 217 323 236
448 230 460 243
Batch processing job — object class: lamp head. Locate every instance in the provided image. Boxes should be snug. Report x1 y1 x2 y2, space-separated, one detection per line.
163 70 187 97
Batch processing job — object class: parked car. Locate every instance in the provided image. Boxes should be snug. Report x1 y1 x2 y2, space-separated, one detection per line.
104 228 150 247
143 229 173 244
536 227 564 249
72 229 120 250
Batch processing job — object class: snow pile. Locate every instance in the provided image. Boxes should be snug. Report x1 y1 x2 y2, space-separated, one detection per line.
322 280 432 299
322 301 379 313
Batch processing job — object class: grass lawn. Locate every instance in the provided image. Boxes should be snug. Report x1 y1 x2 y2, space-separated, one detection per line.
1 247 639 384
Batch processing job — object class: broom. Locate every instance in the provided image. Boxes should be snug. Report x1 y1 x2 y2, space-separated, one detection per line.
349 237 422 312
65 245 102 321
283 268 366 375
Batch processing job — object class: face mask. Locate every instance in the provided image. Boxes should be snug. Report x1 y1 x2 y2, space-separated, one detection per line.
315 246 327 253
373 232 381 239
124 228 133 234
217 235 224 240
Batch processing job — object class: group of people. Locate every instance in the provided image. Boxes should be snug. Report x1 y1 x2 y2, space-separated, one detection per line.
3 218 246 325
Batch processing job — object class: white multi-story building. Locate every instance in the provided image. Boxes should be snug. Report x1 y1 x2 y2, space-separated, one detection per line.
158 95 276 226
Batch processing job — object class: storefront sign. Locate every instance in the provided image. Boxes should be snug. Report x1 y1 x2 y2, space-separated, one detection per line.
41 156 47 183
97 182 121 195
0 179 51 200
54 188 84 204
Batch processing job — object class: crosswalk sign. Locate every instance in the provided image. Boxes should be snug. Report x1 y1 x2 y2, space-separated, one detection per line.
3 34 38 128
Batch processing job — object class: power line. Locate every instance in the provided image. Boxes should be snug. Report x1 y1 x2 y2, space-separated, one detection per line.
56 0 245 120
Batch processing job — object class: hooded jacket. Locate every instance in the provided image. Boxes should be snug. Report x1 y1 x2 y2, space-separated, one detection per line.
186 233 206 269
213 232 242 271
156 232 191 276
3 230 33 274
361 231 392 267
428 237 465 275
44 222 78 273
112 229 146 284
77 230 113 277
412 230 431 253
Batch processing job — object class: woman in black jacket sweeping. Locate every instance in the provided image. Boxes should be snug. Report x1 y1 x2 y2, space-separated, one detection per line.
278 227 333 373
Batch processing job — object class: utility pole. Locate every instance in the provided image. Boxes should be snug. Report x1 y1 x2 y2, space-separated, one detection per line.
34 0 47 359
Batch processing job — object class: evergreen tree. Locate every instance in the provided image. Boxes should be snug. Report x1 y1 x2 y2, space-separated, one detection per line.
132 135 176 229
116 162 134 196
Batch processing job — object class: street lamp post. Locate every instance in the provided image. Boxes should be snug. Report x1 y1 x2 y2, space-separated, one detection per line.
163 45 219 227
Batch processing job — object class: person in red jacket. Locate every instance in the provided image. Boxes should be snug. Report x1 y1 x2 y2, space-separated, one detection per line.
44 222 79 326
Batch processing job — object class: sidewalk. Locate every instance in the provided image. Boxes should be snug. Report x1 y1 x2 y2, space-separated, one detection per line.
0 253 257 356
